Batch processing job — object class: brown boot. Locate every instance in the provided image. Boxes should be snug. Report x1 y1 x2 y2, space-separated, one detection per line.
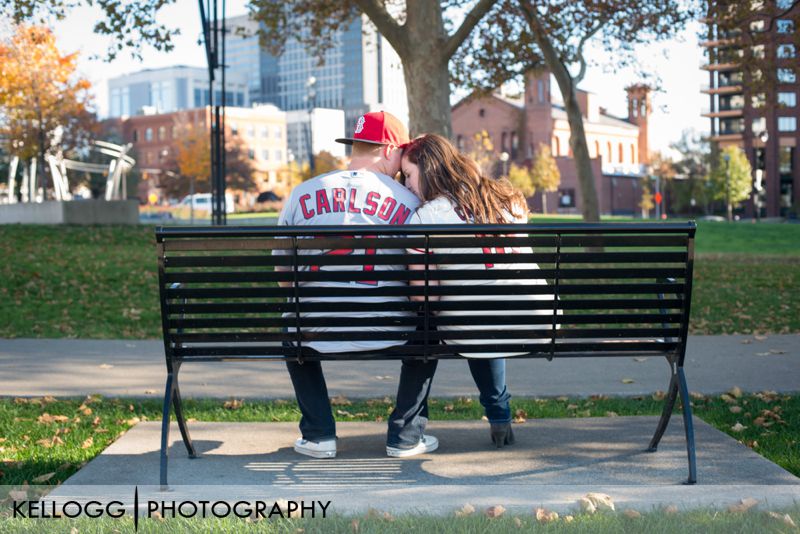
490 423 515 448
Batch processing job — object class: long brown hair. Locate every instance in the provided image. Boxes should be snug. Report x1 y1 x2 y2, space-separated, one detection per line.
402 134 529 224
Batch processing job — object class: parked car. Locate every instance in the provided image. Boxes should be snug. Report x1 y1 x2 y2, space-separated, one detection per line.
256 191 282 203
179 193 235 214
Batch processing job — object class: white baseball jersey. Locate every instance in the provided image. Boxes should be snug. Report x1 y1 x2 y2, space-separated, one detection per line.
276 169 420 353
407 196 558 358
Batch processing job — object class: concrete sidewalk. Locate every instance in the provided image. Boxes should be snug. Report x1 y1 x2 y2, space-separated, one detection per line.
46 418 800 514
1 334 798 398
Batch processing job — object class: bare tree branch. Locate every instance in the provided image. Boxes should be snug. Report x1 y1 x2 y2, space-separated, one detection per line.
574 15 609 83
442 0 498 60
352 0 408 55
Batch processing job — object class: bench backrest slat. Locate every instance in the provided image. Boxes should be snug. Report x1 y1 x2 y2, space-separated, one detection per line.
156 223 695 362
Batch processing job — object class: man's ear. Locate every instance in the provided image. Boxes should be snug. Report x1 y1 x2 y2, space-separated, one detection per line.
383 144 397 160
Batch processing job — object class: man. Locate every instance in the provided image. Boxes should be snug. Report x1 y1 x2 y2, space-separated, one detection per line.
276 111 439 459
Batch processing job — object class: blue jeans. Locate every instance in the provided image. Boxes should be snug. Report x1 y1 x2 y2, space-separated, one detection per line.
284 346 438 445
468 358 512 424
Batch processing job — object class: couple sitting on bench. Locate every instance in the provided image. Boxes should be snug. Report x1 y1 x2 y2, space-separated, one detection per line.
276 111 555 459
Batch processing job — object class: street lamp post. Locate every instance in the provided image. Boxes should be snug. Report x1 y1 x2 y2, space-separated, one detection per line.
306 76 317 175
722 152 731 222
499 151 510 177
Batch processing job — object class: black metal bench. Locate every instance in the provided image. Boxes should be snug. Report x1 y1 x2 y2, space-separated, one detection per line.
155 222 697 486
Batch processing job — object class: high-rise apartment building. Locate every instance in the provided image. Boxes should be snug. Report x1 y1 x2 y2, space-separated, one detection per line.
224 13 408 154
108 66 249 118
701 0 799 217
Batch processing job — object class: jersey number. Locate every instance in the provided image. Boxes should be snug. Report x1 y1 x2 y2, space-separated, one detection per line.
310 235 377 285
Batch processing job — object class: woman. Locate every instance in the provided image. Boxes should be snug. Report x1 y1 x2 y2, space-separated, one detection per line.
400 134 554 448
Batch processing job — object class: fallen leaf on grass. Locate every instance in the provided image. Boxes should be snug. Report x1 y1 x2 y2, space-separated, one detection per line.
32 472 55 483
81 437 94 449
621 378 635 384
730 406 743 414
336 410 354 418
0 438 5 443
567 404 579 410
37 413 69 424
126 417 141 426
9 490 27 500
728 497 758 513
485 505 505 518
514 517 523 528
766 511 796 528
623 509 641 519
92 417 101 426
728 386 743 398
731 422 747 432
350 519 359 533
689 392 706 400
720 394 737 404
664 505 679 514
556 396 569 402
454 503 475 517
652 391 666 400
605 411 618 417
444 404 454 412
564 515 574 523
223 399 243 410
535 507 558 522
330 395 352 406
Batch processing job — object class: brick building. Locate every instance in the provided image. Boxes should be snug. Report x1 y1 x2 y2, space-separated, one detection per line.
115 105 287 206
701 0 799 217
452 71 651 216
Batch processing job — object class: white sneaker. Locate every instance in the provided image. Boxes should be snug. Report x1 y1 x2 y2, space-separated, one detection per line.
294 438 336 458
386 434 439 458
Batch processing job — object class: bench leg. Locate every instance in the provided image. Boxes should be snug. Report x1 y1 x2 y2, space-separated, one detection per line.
646 372 678 452
172 371 197 458
160 372 174 489
677 366 697 484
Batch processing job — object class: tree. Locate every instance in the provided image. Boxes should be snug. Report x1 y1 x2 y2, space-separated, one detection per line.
508 163 535 198
250 0 497 137
161 126 255 199
709 146 752 221
466 130 497 177
639 178 654 219
453 0 699 222
299 151 345 182
530 143 560 214
0 24 97 199
670 131 712 215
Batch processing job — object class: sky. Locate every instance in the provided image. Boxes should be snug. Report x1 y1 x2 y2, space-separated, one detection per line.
46 0 708 155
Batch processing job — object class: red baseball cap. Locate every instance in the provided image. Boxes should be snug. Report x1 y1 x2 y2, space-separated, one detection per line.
335 111 410 147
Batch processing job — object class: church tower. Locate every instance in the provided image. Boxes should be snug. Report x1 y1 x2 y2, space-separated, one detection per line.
625 84 651 165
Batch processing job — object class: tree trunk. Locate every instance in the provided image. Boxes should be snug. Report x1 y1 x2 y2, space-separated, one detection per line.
401 55 452 138
400 0 452 138
37 104 49 201
525 8 600 222
553 74 600 222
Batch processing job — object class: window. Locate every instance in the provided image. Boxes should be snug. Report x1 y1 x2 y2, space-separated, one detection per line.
511 131 518 160
749 19 765 32
248 149 255 160
274 126 282 139
132 130 138 143
553 137 560 156
631 144 636 164
778 44 796 59
778 117 797 132
246 126 255 137
537 80 544 104
779 147 793 174
260 126 269 138
777 0 792 8
275 149 282 161
751 44 766 59
145 128 153 142
778 68 796 83
501 132 507 152
479 108 485 118
158 126 166 141
749 93 766 109
631 98 638 117
778 92 796 107
751 117 767 132
594 140 600 158
607 141 612 162
618 143 624 163
261 149 270 161
777 19 794 33
558 189 575 208
456 135 464 151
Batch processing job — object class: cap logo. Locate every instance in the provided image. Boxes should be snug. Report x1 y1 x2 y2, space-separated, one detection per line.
354 116 366 134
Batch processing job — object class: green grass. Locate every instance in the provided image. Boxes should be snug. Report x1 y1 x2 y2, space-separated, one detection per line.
2 505 799 533
1 393 797 487
0 223 798 338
